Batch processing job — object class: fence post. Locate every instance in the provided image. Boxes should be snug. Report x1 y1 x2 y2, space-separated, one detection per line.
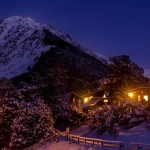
136 144 139 150
92 140 94 150
119 143 122 150
66 127 70 141
54 130 57 141
100 140 103 150
77 137 79 143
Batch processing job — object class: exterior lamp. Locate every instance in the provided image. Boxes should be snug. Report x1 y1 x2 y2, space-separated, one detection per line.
84 98 88 103
103 94 106 99
128 92 133 98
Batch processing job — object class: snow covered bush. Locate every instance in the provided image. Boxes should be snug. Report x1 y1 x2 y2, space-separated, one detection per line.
9 99 55 150
146 112 150 124
0 78 23 149
118 102 147 128
89 101 148 136
89 106 120 136
49 97 86 128
0 78 55 150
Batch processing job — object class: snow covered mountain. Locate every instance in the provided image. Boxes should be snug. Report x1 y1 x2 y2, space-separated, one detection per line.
0 16 107 78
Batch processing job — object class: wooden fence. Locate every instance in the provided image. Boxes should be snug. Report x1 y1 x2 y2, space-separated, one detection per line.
67 133 150 150
23 131 150 150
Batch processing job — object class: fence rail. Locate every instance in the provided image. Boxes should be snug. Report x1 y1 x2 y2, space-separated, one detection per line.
23 131 150 150
67 133 150 150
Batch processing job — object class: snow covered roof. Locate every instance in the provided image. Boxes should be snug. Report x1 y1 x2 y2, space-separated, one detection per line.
127 87 150 93
82 98 102 108
59 92 83 103
83 89 110 98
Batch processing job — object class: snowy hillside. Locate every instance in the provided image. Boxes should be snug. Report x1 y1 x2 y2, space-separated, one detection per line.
0 16 107 78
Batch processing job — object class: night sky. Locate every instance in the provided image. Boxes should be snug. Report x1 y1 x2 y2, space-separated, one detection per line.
1 0 150 70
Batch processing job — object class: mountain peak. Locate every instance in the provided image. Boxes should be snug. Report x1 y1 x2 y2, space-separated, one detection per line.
0 16 107 78
5 16 32 21
2 16 42 29
0 16 50 78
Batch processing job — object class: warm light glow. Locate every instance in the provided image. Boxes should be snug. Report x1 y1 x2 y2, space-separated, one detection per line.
144 95 148 101
103 94 108 103
89 96 93 99
104 99 108 103
103 94 106 98
84 96 93 103
128 92 133 98
84 98 88 103
138 95 141 102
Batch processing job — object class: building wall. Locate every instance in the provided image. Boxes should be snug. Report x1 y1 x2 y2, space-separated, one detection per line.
132 88 150 106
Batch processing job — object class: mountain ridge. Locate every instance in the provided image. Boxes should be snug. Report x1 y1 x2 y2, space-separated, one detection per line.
0 16 107 78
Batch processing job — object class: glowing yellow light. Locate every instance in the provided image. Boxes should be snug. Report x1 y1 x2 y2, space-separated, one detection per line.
103 94 106 98
144 95 148 101
104 99 108 103
138 95 141 102
84 98 88 103
128 92 133 98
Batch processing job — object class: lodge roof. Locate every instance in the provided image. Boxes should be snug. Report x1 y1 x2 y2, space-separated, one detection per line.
127 87 150 93
83 89 109 98
59 92 83 103
82 98 102 108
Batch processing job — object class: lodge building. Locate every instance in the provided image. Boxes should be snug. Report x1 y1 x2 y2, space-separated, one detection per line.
59 87 150 109
59 89 111 108
128 87 150 106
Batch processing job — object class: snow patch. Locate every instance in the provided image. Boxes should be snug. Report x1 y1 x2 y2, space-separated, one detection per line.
36 141 91 150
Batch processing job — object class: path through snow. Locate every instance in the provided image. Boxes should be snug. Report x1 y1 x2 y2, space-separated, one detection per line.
36 122 150 150
71 121 150 144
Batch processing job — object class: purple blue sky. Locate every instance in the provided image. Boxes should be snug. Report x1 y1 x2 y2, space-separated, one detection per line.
1 0 150 69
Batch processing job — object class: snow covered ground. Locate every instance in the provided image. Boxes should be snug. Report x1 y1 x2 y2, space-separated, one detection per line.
37 141 93 150
72 121 150 144
36 122 150 150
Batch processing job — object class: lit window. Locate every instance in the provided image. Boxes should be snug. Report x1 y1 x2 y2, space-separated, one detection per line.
144 95 148 101
104 99 108 103
138 95 141 102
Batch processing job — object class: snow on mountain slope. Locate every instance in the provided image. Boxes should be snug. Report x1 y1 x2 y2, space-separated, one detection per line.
0 16 107 78
0 16 52 78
